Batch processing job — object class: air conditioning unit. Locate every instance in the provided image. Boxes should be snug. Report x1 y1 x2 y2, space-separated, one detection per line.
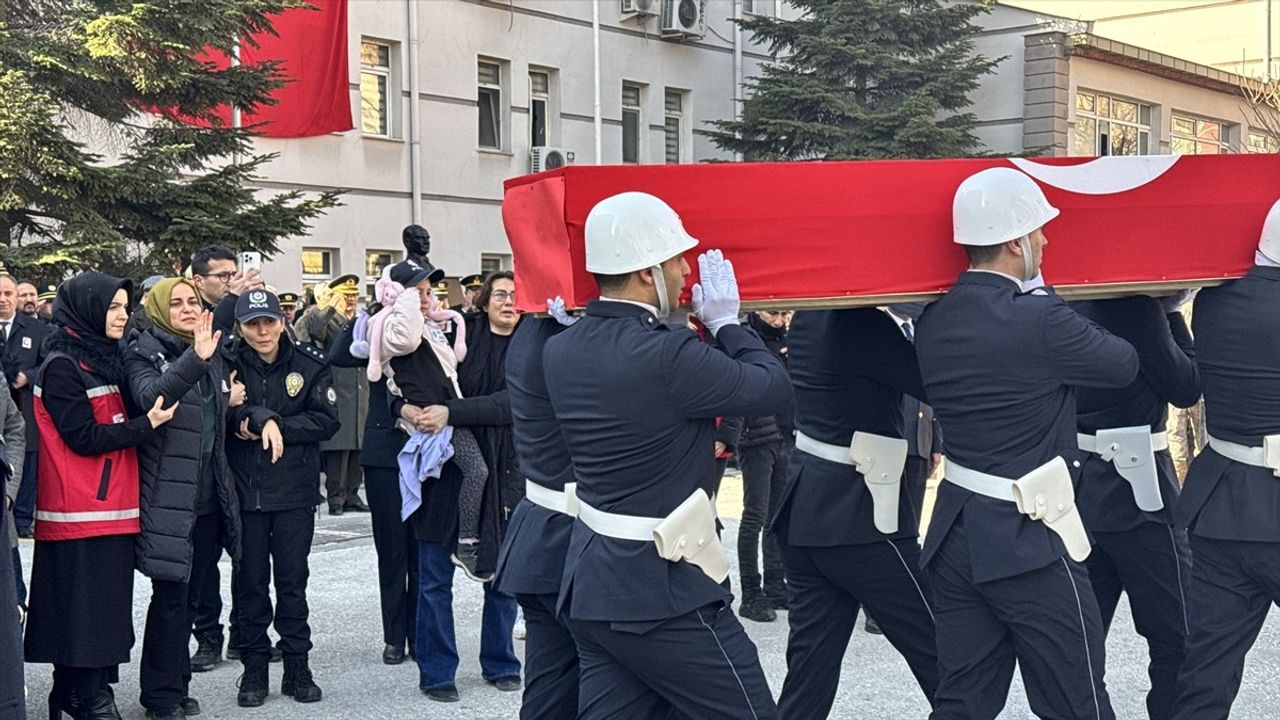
531 146 576 173
660 0 704 38
621 0 658 16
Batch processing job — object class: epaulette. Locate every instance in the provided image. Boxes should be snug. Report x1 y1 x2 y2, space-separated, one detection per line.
294 339 327 364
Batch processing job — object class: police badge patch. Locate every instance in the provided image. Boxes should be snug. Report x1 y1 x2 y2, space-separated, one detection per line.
286 372 305 397
326 387 337 405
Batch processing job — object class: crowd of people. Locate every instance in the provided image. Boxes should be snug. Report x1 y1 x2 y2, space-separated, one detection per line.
2 174 1279 720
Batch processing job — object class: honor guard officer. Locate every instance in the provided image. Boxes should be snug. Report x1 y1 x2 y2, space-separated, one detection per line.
495 308 580 720
771 306 939 718
1171 200 1280 719
543 192 792 720
914 168 1139 720
1067 293 1199 720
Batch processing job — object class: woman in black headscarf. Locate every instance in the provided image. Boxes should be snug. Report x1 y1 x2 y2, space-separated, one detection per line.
23 272 177 720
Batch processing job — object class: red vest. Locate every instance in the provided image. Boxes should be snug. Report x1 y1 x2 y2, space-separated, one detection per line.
33 353 141 541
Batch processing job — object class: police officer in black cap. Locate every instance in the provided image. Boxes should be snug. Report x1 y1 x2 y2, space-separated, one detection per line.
1067 292 1199 720
915 168 1138 720
1171 200 1280 719
544 192 791 719
771 304 940 718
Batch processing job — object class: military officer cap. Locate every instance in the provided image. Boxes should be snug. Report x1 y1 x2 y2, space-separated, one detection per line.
278 292 300 308
432 281 450 300
328 274 361 296
38 284 57 302
460 273 486 291
0 261 9 277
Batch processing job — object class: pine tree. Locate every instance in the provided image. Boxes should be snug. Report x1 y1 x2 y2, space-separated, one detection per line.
0 0 340 281
709 0 1001 161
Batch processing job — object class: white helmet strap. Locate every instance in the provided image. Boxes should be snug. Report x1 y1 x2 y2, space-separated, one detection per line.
650 264 671 321
1018 235 1035 282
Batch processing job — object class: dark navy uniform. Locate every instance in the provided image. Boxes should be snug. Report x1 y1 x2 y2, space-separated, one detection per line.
1172 265 1280 719
495 318 579 720
543 300 791 720
915 271 1138 720
1070 297 1199 720
771 308 939 718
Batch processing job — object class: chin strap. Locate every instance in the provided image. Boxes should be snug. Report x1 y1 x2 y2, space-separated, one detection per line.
1018 236 1036 281
650 265 671 321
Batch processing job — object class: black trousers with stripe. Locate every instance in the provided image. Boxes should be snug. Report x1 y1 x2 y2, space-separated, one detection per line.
1086 524 1191 720
568 600 778 720
776 538 939 719
929 520 1114 720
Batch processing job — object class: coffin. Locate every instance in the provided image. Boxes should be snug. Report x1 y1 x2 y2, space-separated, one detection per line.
501 155 1280 312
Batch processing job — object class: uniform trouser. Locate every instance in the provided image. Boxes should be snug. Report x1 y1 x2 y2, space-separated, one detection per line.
415 541 520 691
1172 535 1280 720
12 450 36 530
0 525 23 720
777 539 939 719
929 520 1114 720
192 551 226 643
739 441 789 602
569 600 779 720
1086 524 1191 720
237 508 315 658
9 547 23 607
324 450 364 508
516 592 579 720
366 466 419 649
140 512 222 711
903 456 931 531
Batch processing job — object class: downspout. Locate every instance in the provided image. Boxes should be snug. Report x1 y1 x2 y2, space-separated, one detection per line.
593 0 603 164
407 0 423 225
733 0 743 161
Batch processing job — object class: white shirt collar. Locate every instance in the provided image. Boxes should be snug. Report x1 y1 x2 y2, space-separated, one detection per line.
598 296 659 316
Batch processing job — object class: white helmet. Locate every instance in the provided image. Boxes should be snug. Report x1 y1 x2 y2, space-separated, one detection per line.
585 192 699 275
953 167 1060 247
1259 198 1280 265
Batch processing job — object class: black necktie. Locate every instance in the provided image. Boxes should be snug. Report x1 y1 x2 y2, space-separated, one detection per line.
901 320 914 343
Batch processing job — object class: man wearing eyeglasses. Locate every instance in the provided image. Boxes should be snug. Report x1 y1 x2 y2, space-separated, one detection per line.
191 246 265 336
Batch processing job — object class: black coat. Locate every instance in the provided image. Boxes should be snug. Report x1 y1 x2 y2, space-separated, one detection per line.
2 313 52 449
739 313 793 447
126 327 242 581
226 339 340 512
324 320 406 468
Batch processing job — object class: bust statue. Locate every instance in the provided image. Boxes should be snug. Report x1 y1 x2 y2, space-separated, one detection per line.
402 224 431 265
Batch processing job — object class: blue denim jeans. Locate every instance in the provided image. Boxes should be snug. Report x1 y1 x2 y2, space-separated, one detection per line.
415 540 520 691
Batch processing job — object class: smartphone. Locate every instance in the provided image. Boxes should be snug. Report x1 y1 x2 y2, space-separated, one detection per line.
239 251 262 274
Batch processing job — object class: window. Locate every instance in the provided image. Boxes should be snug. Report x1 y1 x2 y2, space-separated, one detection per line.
365 250 399 297
743 0 775 15
664 89 686 164
481 254 512 275
622 83 644 164
530 70 550 147
301 249 334 295
1172 114 1231 155
360 40 394 137
1248 130 1280 153
1073 91 1151 156
478 60 505 149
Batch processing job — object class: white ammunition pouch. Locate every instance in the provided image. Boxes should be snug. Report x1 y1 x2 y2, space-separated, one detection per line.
525 480 579 517
576 490 728 583
946 457 1091 562
1206 432 1280 478
1077 427 1168 512
795 430 908 535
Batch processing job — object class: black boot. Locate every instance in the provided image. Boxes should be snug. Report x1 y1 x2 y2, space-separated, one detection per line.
236 655 270 708
738 589 777 623
190 630 223 672
47 687 82 720
79 688 123 720
281 654 322 703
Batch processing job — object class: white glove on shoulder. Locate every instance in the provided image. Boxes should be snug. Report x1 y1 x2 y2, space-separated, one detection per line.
547 296 579 327
691 249 741 337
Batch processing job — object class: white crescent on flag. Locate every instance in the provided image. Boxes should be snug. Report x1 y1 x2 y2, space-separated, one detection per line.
1009 156 1181 196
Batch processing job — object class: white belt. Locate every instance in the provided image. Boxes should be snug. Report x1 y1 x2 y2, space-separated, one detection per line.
946 457 1091 562
795 430 908 534
576 490 729 582
1206 432 1280 477
1077 427 1169 512
525 480 579 517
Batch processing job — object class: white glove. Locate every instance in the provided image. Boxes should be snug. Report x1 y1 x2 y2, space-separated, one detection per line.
547 296 579 327
691 250 741 336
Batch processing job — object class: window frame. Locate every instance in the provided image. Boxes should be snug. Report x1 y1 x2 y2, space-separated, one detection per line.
664 88 688 164
1171 113 1232 155
478 59 509 151
529 68 558 148
622 82 645 164
1247 129 1280 153
364 249 400 298
1073 90 1152 157
359 38 399 139
301 248 335 293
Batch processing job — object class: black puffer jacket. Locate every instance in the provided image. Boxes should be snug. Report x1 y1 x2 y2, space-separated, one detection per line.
126 327 241 583
226 338 340 512
740 313 795 448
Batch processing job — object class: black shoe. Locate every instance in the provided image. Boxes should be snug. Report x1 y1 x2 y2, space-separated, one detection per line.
864 615 883 635
236 655 270 707
343 496 370 512
80 688 123 720
767 595 789 610
144 708 183 720
422 685 459 703
226 646 241 661
16 525 33 539
738 596 777 623
451 543 494 583
48 687 83 720
489 676 522 692
190 632 223 672
281 654 322 703
180 696 201 716
383 643 406 665
270 645 282 663
328 504 344 516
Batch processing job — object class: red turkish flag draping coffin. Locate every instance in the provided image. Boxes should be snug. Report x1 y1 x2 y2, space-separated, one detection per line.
501 155 1280 313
